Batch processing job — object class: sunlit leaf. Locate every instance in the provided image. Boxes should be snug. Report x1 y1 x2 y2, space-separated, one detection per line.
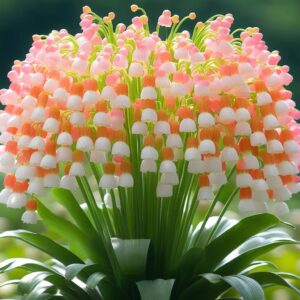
137 279 175 300
248 271 300 296
0 230 83 266
51 188 97 235
111 238 150 276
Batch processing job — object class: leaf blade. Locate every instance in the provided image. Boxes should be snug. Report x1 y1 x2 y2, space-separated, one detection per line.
0 230 83 266
248 271 300 296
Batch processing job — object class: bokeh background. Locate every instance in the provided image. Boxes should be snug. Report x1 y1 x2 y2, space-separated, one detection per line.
0 0 299 299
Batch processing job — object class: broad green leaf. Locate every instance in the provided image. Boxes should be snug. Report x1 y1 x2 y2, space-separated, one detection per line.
279 272 300 281
0 258 58 274
111 238 150 276
204 214 280 270
235 230 295 254
248 272 300 296
37 199 93 258
21 281 54 300
241 260 278 274
191 217 237 247
0 230 83 266
51 188 97 236
96 276 128 300
40 273 92 299
65 263 91 281
23 293 51 300
10 265 89 299
64 263 99 281
37 199 110 273
19 272 92 299
216 230 297 275
221 275 264 300
171 247 205 294
178 273 264 300
136 279 175 300
86 272 106 289
173 247 205 276
177 273 227 300
0 260 91 299
200 273 221 284
0 279 19 288
174 214 283 293
17 272 54 295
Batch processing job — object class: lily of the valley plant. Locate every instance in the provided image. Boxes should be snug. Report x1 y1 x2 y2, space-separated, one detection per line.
0 5 299 299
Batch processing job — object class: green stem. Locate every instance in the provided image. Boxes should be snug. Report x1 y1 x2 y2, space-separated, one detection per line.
205 187 239 246
88 161 115 236
76 177 123 287
193 165 236 246
110 190 121 236
169 175 198 266
168 16 190 42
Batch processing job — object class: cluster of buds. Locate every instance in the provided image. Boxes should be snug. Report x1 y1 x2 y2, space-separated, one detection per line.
0 5 299 223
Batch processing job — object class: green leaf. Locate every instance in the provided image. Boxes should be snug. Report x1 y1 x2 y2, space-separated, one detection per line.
65 263 90 281
216 229 298 274
51 188 97 236
0 258 59 274
86 272 106 289
204 214 280 271
174 247 205 276
0 259 92 299
18 271 92 299
174 214 283 294
0 279 20 288
279 272 300 281
37 199 110 272
96 276 127 300
64 263 99 281
37 199 92 258
241 260 278 274
40 273 92 299
17 272 55 299
0 230 83 266
171 247 205 294
136 279 175 300
178 273 264 300
191 217 237 247
248 272 300 296
111 238 150 276
221 274 264 300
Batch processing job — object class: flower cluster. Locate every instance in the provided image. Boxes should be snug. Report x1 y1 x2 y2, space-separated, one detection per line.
0 5 299 223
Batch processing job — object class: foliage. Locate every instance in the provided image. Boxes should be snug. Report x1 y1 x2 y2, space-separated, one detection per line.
0 189 299 299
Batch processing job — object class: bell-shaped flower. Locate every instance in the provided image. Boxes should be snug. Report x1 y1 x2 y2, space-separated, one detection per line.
60 175 77 190
197 175 213 201
238 188 255 212
99 162 118 189
156 183 173 197
82 79 100 107
140 159 157 173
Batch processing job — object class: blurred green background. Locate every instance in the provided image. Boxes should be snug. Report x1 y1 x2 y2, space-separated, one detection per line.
0 0 299 102
0 0 299 299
